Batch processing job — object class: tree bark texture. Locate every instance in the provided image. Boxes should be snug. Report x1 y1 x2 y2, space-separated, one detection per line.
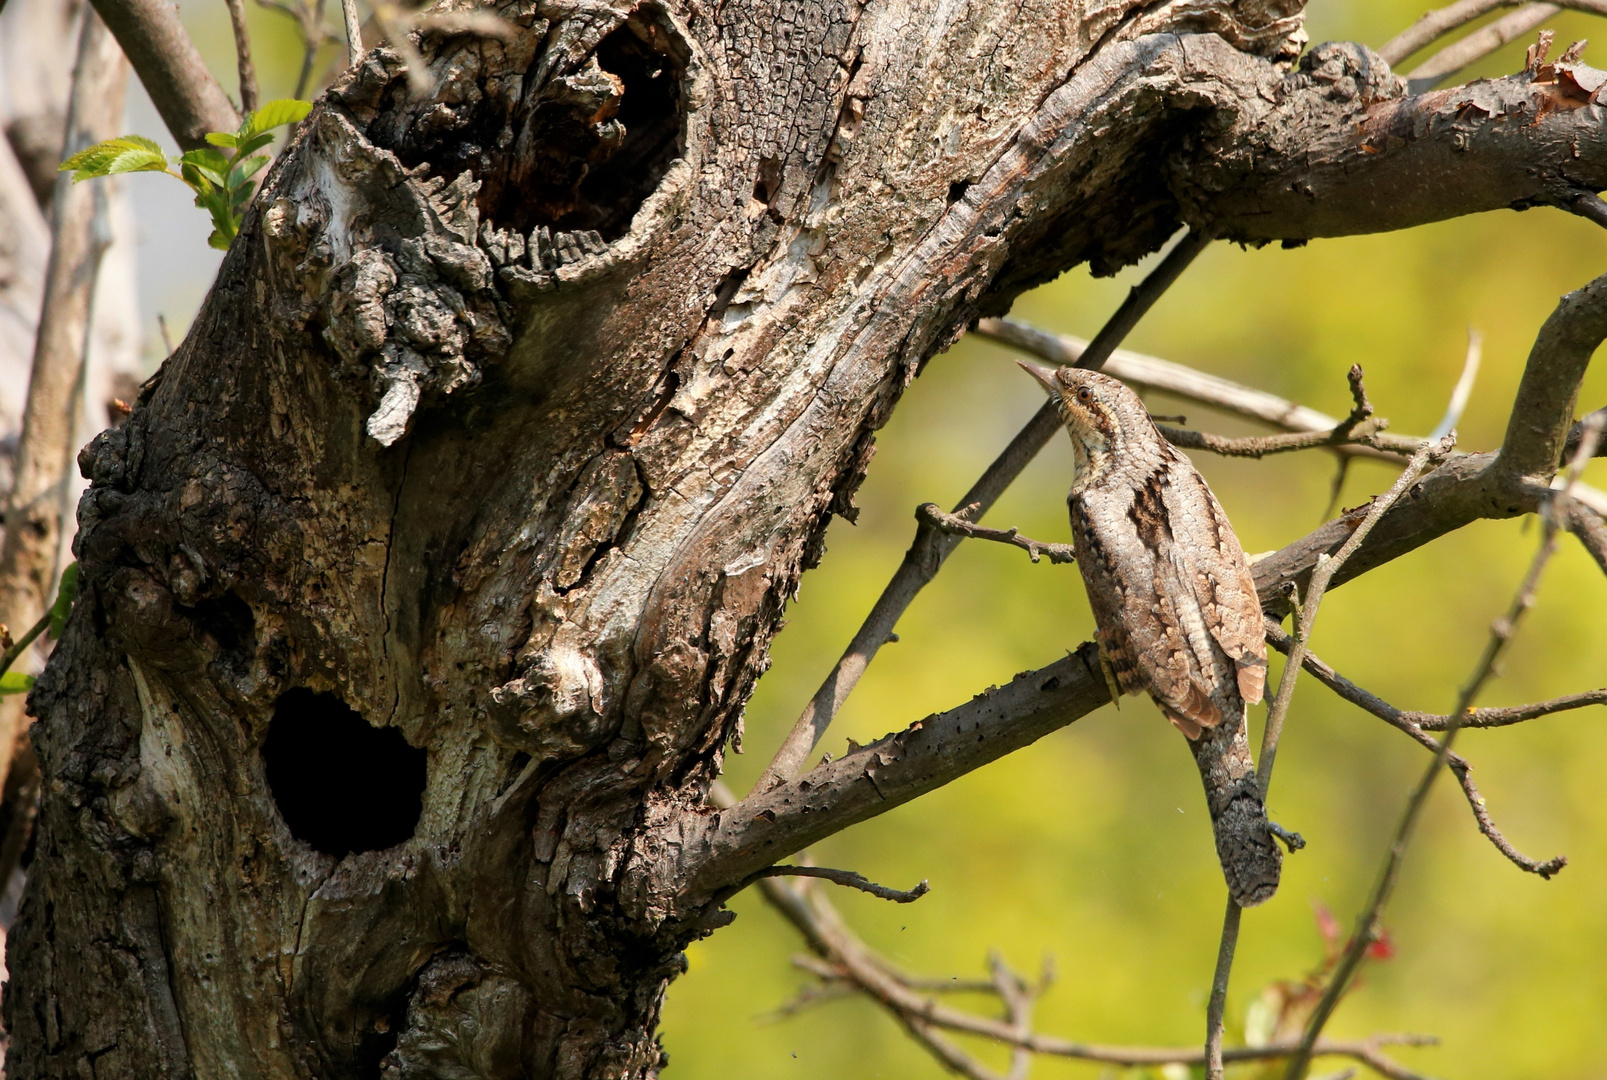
9 0 1607 1077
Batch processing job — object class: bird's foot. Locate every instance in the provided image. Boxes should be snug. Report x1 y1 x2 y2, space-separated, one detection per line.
1268 821 1306 853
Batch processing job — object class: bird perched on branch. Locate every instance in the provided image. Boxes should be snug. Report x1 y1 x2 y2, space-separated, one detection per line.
1019 360 1282 907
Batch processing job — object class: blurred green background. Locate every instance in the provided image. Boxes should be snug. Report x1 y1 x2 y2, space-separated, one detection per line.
160 1 1607 1075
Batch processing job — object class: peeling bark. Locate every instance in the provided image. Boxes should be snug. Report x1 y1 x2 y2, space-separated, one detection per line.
9 0 1607 1077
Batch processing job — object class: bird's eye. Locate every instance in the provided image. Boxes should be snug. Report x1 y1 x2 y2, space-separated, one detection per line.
1075 387 1094 405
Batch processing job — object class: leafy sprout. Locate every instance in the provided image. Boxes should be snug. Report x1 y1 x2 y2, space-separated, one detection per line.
59 99 312 250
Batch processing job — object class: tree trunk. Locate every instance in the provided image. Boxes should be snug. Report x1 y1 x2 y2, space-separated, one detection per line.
7 0 1604 1076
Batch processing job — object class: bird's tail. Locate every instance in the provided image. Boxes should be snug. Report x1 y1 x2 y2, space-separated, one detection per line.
1187 709 1281 907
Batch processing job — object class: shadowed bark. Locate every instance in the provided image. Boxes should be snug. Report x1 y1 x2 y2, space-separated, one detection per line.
8 0 1607 1076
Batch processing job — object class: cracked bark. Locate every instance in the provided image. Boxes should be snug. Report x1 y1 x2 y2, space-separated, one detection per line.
9 0 1607 1077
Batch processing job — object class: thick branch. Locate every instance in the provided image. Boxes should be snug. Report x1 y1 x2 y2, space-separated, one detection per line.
1182 45 1607 243
1500 274 1607 481
88 0 239 148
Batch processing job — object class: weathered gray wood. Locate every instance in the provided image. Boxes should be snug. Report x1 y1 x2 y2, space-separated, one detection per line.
11 0 1607 1076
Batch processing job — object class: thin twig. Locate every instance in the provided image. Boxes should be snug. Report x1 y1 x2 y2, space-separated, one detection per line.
748 865 931 903
758 871 1435 1077
1264 622 1570 877
916 503 1077 564
1204 899 1241 1080
750 232 1210 792
341 0 363 65
1199 431 1449 1080
1284 414 1605 1080
1374 0 1607 64
1259 431 1458 796
1405 4 1559 91
975 319 1421 462
223 0 260 113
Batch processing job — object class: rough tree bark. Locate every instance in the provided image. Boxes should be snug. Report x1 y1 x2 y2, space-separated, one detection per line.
7 0 1607 1077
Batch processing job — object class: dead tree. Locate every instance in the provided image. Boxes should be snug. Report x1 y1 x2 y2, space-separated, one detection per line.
6 0 1607 1077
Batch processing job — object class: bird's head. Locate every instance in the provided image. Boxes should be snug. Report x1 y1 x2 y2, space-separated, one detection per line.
1017 361 1144 491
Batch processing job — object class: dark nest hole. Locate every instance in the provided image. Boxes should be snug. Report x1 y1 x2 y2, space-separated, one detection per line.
263 689 427 858
372 11 687 242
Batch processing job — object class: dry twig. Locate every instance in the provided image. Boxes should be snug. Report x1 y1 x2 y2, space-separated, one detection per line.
1284 413 1606 1079
1404 4 1559 90
1264 621 1571 878
915 503 1076 565
224 0 260 113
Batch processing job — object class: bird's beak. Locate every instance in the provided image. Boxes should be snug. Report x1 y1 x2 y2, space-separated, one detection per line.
1015 358 1062 398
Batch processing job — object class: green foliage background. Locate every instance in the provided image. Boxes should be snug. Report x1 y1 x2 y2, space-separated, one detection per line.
171 1 1607 1074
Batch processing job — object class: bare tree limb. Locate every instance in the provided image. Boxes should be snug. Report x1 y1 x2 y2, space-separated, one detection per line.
87 0 239 148
0 12 126 798
1404 4 1560 89
341 0 363 65
224 0 261 113
1206 431 1451 1079
744 865 931 903
1562 500 1607 573
1181 51 1607 244
1499 274 1607 482
757 873 1435 1078
915 503 1076 564
1263 622 1570 878
749 232 1208 793
1204 899 1240 1080
1284 414 1605 1080
975 318 1422 463
1259 434 1458 795
1375 0 1603 66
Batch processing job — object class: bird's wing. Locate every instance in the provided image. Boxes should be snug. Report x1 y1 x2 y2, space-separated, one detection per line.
1072 476 1223 737
1160 448 1268 705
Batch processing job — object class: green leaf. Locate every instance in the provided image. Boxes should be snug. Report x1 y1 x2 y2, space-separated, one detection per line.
207 230 231 251
48 562 79 639
230 154 269 188
59 135 166 181
181 159 228 193
241 98 312 139
0 671 34 696
206 131 240 148
237 131 276 156
102 146 170 176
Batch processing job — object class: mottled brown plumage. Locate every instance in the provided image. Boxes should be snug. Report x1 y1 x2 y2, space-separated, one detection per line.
1021 361 1281 907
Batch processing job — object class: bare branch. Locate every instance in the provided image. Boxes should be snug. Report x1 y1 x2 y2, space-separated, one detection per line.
1429 329 1482 441
758 873 1435 1079
1500 273 1607 482
1563 500 1607 574
749 232 1209 793
1264 622 1570 878
1204 899 1241 1080
1259 435 1457 793
975 318 1420 462
745 865 931 903
224 0 260 113
1404 4 1559 89
1203 434 1451 1079
0 12 124 696
1379 0 1532 65
342 0 364 66
1285 415 1605 1079
87 0 240 148
916 503 1076 564
1183 52 1607 244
